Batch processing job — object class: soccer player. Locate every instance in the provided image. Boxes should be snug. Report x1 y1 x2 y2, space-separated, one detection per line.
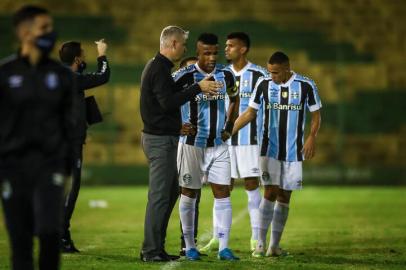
201 32 268 253
177 56 202 257
0 5 77 270
58 39 110 252
173 33 240 261
232 51 322 257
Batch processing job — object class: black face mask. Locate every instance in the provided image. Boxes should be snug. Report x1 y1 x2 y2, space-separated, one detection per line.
77 61 87 73
35 31 57 56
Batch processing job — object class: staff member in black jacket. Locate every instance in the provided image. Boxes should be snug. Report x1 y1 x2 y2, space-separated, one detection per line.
0 5 77 270
140 25 222 262
58 39 110 252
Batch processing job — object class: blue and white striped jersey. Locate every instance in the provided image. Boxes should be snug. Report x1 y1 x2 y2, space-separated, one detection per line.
173 63 237 148
249 72 322 161
226 62 268 146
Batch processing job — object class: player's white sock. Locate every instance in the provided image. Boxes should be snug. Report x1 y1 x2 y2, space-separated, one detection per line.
246 188 261 240
212 203 218 239
258 198 275 249
214 197 232 251
270 201 289 249
179 194 196 251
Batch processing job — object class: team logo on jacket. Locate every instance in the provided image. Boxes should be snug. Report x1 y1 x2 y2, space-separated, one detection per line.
45 72 59 90
8 75 23 88
282 91 288 99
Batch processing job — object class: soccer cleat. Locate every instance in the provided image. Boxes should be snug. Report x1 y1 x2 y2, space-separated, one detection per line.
250 239 258 252
266 246 289 257
185 248 201 261
199 238 219 253
218 248 240 261
251 245 265 258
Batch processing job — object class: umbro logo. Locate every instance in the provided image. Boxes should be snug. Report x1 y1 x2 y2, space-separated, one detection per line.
8 75 23 88
291 92 299 99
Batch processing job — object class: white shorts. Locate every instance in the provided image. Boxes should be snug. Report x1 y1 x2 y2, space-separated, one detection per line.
177 143 231 189
260 157 303 191
229 145 260 179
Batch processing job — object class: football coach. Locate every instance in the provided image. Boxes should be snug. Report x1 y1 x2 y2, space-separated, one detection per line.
139 25 221 262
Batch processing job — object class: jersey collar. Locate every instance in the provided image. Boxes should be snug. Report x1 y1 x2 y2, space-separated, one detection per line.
279 71 296 87
230 61 251 76
195 63 216 77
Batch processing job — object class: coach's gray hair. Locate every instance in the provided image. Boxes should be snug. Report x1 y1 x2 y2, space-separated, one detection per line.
160 25 189 49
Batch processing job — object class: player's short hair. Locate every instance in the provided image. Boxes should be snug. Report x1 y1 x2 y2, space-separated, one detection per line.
160 25 189 49
59 41 82 65
179 56 198 68
197 33 218 45
268 51 289 64
13 5 49 28
227 32 250 51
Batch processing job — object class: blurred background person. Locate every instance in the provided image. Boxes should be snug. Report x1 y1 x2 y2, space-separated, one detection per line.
58 38 110 253
0 5 77 270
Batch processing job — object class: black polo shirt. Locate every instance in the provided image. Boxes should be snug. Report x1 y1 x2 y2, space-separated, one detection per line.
140 53 201 136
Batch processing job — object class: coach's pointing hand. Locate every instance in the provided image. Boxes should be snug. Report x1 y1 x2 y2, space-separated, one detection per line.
198 76 222 96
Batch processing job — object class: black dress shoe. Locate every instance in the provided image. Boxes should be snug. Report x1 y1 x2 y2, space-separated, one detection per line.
61 238 80 253
140 251 170 262
162 250 180 261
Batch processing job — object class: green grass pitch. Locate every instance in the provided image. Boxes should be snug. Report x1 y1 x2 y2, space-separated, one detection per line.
1 186 406 269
